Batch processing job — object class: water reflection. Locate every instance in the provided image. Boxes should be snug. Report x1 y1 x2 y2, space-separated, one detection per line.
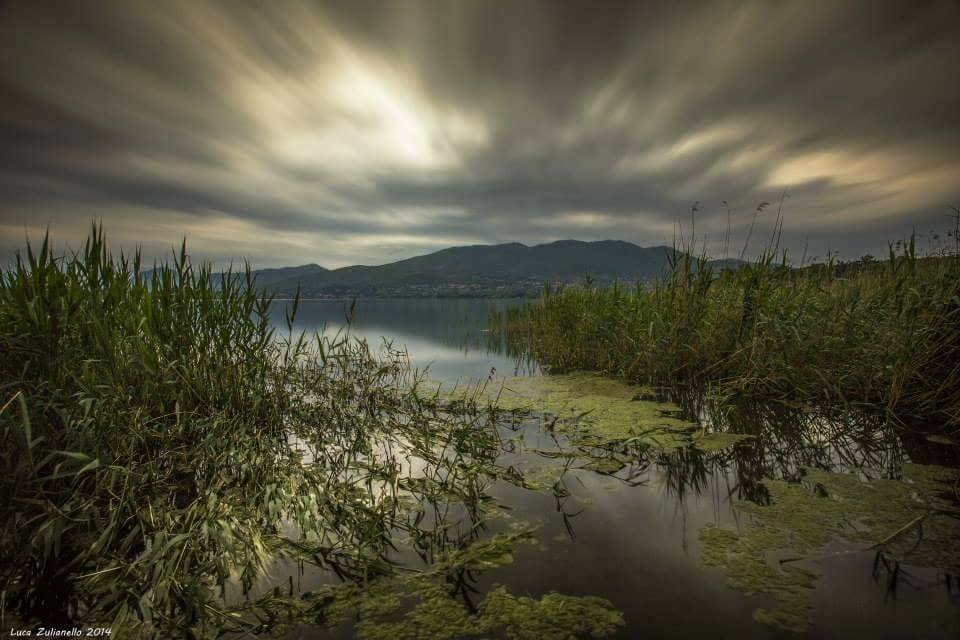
258 298 958 640
271 298 539 381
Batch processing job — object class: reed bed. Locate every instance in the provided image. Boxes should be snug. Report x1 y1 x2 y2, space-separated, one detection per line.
492 228 960 432
0 226 500 636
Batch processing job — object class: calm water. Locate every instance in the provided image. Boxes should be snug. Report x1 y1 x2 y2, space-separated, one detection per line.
261 298 958 640
270 298 534 381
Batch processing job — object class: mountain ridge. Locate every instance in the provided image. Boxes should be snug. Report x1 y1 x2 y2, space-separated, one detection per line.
244 239 739 298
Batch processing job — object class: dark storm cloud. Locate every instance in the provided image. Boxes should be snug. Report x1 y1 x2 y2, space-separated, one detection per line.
1 0 958 267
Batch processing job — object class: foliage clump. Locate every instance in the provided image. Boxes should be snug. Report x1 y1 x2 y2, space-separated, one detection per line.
0 227 503 636
492 229 960 430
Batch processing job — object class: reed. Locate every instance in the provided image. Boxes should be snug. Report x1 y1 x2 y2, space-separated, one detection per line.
0 225 498 636
491 218 960 432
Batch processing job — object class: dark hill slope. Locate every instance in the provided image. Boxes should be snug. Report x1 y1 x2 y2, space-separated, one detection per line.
254 240 725 297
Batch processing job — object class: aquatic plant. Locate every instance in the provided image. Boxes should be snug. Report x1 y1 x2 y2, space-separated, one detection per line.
241 525 624 640
7 224 953 638
0 227 525 636
699 463 960 631
438 372 752 454
491 222 960 432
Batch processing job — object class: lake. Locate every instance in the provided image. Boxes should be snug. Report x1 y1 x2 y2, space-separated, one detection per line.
259 298 959 640
270 298 537 381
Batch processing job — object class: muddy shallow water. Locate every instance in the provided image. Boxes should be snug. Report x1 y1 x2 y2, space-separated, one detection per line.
257 298 959 639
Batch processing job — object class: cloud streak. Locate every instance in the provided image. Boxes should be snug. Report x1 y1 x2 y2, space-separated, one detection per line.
1 0 958 267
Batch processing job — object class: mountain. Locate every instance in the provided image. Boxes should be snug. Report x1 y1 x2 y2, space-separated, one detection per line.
242 263 328 288
248 240 738 298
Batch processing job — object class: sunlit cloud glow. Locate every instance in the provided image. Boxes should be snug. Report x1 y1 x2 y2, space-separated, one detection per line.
1 0 958 266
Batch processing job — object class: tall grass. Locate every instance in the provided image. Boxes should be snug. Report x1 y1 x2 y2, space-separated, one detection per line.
0 226 496 636
492 226 960 432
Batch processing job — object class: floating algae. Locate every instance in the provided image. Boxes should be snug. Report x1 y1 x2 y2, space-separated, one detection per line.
478 585 625 640
579 456 627 474
699 463 960 632
343 578 624 640
699 524 817 632
303 524 624 640
442 525 537 570
430 372 751 454
513 464 571 492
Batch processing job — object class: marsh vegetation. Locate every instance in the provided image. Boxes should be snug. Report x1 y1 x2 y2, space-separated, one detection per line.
2 227 959 639
0 229 633 638
490 220 960 431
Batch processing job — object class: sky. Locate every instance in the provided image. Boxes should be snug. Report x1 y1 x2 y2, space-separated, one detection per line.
1 0 959 268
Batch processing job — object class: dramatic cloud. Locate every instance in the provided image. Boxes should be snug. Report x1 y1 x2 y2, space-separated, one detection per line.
1 0 958 267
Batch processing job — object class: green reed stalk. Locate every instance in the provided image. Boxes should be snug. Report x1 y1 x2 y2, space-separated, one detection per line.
493 226 960 431
0 225 495 637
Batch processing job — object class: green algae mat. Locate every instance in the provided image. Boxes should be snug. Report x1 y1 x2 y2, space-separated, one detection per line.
244 525 624 640
431 371 753 453
700 464 960 632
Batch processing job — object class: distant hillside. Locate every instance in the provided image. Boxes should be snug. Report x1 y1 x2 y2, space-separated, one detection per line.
244 263 328 288
245 240 740 298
